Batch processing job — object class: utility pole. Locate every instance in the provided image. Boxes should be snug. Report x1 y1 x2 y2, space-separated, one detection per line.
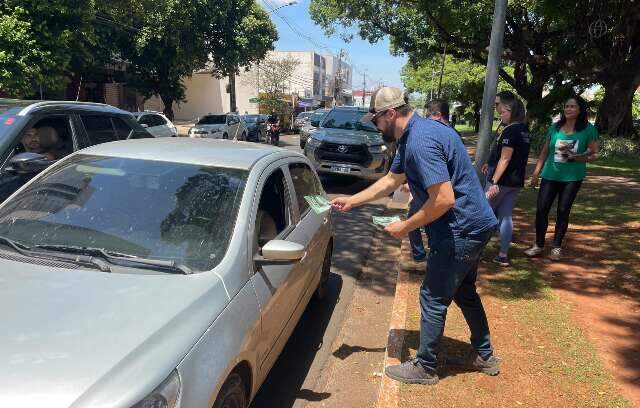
474 0 508 176
334 49 344 106
362 71 367 106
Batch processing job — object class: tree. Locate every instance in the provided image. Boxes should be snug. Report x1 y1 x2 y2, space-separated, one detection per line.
204 1 278 112
402 56 514 131
242 54 300 115
0 0 96 97
124 0 210 120
309 0 640 135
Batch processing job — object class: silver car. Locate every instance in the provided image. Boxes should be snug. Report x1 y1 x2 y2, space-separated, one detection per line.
0 138 333 407
188 113 248 141
132 111 178 137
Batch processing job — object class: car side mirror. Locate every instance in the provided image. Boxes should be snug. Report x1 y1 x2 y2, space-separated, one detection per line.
140 123 149 128
310 120 320 127
7 152 54 174
254 240 306 265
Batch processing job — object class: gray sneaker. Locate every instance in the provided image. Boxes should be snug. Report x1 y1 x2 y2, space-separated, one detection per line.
385 358 439 385
524 245 544 257
472 354 500 376
549 247 562 261
445 352 500 376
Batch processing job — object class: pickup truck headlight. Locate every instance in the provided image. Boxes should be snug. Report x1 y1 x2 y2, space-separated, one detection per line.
132 370 180 408
306 136 321 148
369 144 388 153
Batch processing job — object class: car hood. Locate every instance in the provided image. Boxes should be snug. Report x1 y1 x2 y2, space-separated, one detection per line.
312 128 383 146
0 259 229 408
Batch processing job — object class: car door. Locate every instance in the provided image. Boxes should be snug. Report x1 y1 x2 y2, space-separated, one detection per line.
249 164 310 372
152 114 172 137
286 161 331 292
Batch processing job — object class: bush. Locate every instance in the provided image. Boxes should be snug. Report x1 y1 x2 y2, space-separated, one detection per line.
598 135 640 159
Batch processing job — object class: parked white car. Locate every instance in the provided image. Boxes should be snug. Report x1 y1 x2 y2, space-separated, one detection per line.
188 113 248 141
132 111 178 137
0 138 333 407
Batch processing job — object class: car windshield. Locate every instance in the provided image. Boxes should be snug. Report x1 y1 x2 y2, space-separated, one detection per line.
0 155 247 272
242 115 260 123
297 112 311 120
321 109 378 132
197 115 226 125
311 110 328 123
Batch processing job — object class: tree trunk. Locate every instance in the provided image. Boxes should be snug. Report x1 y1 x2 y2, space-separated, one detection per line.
596 78 638 136
160 94 175 121
229 72 237 113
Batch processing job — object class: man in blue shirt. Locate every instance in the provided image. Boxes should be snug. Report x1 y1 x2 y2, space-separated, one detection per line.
332 87 499 385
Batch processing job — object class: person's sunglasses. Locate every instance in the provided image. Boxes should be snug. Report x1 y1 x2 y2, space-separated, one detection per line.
371 109 388 126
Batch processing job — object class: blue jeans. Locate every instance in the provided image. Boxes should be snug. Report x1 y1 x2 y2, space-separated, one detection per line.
408 201 426 260
416 230 494 371
487 185 521 256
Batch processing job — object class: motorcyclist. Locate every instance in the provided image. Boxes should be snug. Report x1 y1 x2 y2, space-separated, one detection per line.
267 109 280 145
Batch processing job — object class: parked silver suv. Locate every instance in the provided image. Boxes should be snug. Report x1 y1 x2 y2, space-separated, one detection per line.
304 106 395 180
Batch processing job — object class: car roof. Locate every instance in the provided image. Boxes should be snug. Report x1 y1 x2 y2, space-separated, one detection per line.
0 99 133 116
77 138 290 170
330 106 368 112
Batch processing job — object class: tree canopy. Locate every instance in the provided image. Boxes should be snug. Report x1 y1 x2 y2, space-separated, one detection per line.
309 0 640 136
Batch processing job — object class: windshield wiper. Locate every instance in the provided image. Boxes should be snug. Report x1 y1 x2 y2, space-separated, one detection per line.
33 245 192 274
0 236 111 272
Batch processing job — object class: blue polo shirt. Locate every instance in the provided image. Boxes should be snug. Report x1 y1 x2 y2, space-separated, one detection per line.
391 115 497 245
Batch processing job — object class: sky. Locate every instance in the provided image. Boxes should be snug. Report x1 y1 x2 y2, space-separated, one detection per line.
258 0 407 90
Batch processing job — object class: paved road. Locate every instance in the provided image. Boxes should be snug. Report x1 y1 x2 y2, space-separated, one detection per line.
250 133 389 407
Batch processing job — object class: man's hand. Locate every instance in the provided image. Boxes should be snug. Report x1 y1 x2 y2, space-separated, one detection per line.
331 196 355 212
481 163 489 174
400 183 410 193
384 221 407 239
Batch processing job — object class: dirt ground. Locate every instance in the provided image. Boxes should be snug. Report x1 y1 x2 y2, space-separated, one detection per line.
398 165 639 407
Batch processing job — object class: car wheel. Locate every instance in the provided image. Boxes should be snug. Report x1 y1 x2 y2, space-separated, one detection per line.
315 244 332 300
213 373 247 408
223 133 229 140
257 130 263 143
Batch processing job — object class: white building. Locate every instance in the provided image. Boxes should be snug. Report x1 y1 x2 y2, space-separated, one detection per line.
145 50 333 121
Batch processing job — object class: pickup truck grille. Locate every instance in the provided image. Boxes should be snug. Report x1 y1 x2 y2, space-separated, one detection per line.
317 142 372 166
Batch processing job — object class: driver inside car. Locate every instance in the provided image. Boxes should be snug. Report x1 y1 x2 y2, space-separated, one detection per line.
20 126 65 161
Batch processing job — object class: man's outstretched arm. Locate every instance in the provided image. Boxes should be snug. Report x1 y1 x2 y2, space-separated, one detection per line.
331 171 406 212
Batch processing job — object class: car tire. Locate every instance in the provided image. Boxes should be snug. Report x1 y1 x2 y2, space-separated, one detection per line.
257 130 263 143
315 244 332 300
213 373 247 408
223 133 229 140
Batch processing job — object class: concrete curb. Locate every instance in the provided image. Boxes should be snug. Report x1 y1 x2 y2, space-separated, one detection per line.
376 238 410 408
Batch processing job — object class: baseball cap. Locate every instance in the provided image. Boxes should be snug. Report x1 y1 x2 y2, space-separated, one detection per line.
363 87 409 122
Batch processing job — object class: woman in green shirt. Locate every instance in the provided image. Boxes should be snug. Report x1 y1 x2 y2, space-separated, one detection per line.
525 96 599 261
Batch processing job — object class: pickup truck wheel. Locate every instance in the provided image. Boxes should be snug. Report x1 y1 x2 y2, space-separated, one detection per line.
213 373 247 408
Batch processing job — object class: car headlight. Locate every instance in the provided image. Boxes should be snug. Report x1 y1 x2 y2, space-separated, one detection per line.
369 144 388 153
132 370 180 408
306 136 321 148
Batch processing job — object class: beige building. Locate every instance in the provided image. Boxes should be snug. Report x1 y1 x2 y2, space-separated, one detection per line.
145 50 331 121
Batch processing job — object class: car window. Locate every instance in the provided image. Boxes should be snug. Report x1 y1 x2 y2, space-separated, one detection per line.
81 115 118 144
14 115 74 161
152 114 167 126
0 154 248 272
255 168 291 249
288 163 322 215
112 117 134 139
138 115 154 126
197 115 226 125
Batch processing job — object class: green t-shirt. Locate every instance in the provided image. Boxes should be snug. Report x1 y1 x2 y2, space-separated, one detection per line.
541 123 598 182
